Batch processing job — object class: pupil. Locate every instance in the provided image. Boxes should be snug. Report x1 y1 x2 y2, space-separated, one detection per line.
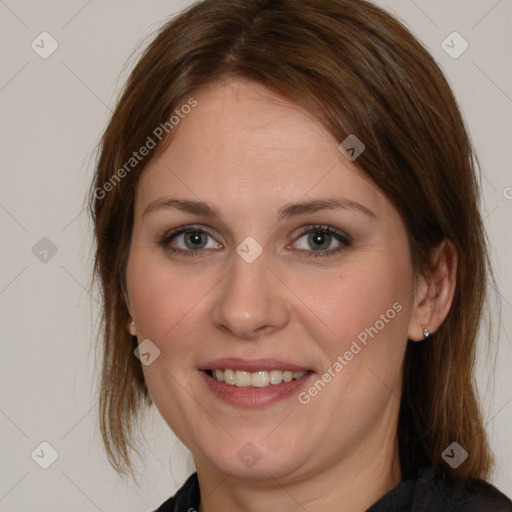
186 231 206 249
309 232 330 250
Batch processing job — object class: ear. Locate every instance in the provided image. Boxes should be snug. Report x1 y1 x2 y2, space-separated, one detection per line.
128 318 137 337
123 288 137 337
407 239 457 341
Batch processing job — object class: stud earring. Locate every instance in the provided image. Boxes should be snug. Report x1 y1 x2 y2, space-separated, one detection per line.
422 326 432 339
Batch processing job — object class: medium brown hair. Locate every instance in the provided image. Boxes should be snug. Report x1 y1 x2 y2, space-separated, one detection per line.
90 0 493 480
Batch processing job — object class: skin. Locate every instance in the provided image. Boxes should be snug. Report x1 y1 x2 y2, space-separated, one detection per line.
125 79 457 512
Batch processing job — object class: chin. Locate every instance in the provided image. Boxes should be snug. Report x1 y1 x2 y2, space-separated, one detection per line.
195 431 317 481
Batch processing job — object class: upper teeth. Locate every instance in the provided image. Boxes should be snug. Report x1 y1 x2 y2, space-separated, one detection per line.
212 369 307 387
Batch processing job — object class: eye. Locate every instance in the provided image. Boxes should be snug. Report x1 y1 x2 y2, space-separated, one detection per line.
159 225 222 255
291 225 351 257
159 224 351 258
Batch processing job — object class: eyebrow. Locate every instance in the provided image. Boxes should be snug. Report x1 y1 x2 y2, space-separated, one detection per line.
142 197 376 220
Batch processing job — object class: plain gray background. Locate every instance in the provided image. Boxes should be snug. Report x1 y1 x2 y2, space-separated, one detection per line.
1 0 511 510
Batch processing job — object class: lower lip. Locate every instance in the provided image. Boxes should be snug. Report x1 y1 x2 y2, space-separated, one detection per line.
200 371 314 408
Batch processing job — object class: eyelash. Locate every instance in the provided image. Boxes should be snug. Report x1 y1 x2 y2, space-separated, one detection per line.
158 224 352 259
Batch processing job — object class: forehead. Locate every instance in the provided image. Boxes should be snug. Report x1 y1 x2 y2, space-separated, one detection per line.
162 80 338 169
135 79 382 218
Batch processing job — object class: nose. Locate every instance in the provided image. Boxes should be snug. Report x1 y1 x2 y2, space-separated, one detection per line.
211 248 290 340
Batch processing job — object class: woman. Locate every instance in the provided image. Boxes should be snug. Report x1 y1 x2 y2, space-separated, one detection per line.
89 0 512 510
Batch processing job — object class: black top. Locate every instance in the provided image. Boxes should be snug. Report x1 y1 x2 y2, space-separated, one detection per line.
154 467 511 511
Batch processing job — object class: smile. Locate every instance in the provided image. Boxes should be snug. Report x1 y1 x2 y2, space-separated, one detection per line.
206 369 309 387
200 358 314 407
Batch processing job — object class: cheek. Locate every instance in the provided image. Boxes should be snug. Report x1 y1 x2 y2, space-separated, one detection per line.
293 252 413 362
126 252 213 433
126 251 210 356
293 254 413 436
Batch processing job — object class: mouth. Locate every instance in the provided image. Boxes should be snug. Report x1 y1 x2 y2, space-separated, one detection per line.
205 368 309 387
199 358 314 408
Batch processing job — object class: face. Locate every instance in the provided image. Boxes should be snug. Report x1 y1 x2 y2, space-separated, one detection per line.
125 80 418 483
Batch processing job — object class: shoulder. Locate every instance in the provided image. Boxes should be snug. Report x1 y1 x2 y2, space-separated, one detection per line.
412 467 512 511
152 473 200 512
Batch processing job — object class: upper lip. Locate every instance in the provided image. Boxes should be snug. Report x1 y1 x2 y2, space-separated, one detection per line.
199 357 312 373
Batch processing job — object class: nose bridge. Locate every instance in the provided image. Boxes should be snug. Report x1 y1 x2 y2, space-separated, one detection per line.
211 245 289 339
